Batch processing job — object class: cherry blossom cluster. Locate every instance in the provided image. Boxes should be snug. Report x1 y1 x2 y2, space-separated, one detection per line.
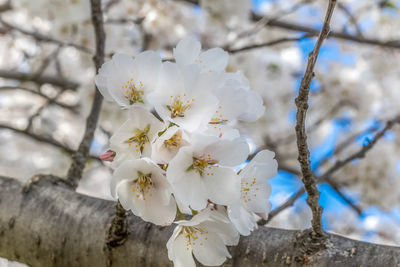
95 37 278 266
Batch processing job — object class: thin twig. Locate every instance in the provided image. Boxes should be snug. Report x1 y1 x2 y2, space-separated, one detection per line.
67 0 106 188
294 0 336 237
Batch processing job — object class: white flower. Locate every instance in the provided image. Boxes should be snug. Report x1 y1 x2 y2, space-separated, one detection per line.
111 158 176 226
166 134 249 210
173 36 229 73
211 72 265 124
109 107 164 168
95 51 162 108
148 62 219 132
151 125 191 164
167 209 239 267
228 150 278 235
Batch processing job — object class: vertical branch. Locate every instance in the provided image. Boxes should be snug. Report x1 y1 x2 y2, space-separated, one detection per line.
294 0 336 237
67 0 106 188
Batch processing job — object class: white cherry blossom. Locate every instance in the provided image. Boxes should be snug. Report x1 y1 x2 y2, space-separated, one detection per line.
95 51 162 108
148 62 219 132
151 125 191 164
111 158 176 226
173 36 229 73
167 209 239 267
228 150 278 235
109 107 164 168
166 134 249 210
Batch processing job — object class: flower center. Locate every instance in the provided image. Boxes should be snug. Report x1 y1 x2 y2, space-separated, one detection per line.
131 171 154 200
124 124 150 153
209 106 227 124
180 226 208 249
167 95 194 118
164 132 182 149
123 79 145 105
241 177 259 203
186 155 218 176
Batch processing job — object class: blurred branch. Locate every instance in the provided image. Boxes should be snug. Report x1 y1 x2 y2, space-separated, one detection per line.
0 70 79 90
0 124 100 161
0 86 78 112
178 0 400 50
260 16 400 50
266 115 400 224
321 115 400 178
67 0 106 188
0 18 92 54
337 2 363 37
0 123 74 154
0 0 11 13
293 0 336 237
227 35 310 54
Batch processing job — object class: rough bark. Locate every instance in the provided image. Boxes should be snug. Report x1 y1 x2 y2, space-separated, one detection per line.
0 176 399 267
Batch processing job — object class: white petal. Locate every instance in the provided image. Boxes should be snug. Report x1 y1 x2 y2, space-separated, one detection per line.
167 229 196 267
174 36 201 66
228 204 258 236
167 147 208 210
203 166 240 206
191 230 231 266
199 48 229 72
206 138 249 166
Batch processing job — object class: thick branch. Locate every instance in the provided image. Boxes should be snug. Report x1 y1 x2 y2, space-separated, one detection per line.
1 176 400 267
67 0 105 187
294 0 336 237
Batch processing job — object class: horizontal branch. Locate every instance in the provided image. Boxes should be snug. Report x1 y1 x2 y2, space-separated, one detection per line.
0 18 92 54
0 176 400 266
258 16 400 50
227 36 309 53
0 70 79 90
0 86 78 111
0 124 100 161
176 0 400 50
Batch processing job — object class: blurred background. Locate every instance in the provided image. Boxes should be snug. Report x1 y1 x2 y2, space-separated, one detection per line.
1 0 400 265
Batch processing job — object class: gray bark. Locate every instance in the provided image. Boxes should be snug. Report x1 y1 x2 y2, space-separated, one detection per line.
0 175 399 267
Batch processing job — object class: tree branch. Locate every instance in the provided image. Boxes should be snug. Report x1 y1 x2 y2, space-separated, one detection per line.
0 70 79 90
176 0 400 50
268 115 400 223
0 18 92 54
1 176 400 266
67 0 106 188
0 86 78 112
294 0 336 237
0 123 100 161
227 35 309 54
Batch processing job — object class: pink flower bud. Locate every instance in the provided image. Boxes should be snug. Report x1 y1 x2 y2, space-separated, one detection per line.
99 150 116 162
